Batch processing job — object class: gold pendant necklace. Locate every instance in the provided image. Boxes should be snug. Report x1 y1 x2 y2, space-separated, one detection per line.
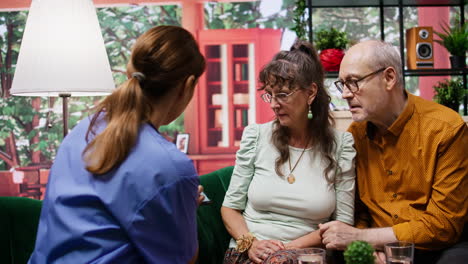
287 145 308 184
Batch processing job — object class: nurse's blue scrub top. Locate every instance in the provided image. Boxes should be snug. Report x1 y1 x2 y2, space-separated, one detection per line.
28 115 199 263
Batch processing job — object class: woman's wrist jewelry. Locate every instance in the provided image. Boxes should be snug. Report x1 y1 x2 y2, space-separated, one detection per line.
236 232 256 253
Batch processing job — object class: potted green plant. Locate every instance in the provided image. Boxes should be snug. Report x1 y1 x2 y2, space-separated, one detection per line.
314 27 349 72
434 22 468 68
344 240 375 264
433 78 465 113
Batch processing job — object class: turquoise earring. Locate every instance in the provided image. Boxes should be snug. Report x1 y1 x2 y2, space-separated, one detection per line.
307 107 313 120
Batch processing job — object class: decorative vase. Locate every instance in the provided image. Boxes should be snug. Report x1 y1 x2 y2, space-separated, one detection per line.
320 48 345 72
449 55 466 69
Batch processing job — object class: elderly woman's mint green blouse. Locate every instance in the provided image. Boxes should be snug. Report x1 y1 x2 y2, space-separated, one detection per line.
223 121 356 247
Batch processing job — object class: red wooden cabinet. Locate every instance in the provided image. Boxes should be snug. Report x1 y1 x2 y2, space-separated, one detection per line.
185 28 281 175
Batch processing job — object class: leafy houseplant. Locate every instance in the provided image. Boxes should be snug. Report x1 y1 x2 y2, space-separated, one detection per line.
290 0 307 40
314 27 349 72
434 22 468 68
344 240 375 264
433 78 465 113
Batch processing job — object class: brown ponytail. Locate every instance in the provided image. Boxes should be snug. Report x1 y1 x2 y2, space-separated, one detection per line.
83 26 205 175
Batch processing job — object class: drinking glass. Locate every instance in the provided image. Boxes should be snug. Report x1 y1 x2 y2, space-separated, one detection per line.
384 241 414 264
297 248 326 264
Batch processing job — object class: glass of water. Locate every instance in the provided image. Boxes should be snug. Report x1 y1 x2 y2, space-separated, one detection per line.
384 241 414 264
297 248 326 264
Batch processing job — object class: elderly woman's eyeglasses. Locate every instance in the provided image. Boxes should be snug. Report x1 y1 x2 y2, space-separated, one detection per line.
260 90 297 103
334 67 386 94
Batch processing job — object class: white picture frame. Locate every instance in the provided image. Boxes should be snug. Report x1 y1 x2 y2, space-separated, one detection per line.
176 133 190 154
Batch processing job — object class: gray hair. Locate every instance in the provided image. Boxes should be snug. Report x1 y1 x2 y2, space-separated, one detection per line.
367 41 404 88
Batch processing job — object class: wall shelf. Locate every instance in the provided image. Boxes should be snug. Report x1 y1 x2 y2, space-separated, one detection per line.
307 0 467 115
307 0 465 8
405 68 467 76
184 28 281 175
327 69 467 79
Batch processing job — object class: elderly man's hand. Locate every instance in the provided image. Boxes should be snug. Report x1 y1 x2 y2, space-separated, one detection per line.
319 221 360 250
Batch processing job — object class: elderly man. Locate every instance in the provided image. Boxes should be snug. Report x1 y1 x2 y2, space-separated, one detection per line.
320 40 468 263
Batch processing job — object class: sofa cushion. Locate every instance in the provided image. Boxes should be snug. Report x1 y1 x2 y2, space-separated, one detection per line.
0 196 42 264
197 166 234 264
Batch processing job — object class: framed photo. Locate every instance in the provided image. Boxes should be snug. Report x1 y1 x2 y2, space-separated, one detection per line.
176 133 190 154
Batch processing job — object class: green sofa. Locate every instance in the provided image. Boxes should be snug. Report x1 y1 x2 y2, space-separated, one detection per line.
196 166 234 264
0 196 42 264
3 167 468 264
0 166 234 264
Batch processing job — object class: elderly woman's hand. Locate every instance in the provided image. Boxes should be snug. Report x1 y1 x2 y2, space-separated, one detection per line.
197 185 205 206
248 239 285 263
374 251 386 264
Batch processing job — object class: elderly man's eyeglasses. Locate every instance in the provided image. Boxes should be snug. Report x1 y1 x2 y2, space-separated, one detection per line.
261 90 297 103
334 67 386 94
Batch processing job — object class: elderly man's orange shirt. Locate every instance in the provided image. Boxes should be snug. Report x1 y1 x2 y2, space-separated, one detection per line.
348 93 468 250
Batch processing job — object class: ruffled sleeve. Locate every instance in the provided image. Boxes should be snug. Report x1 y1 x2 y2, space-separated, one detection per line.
332 131 356 225
222 124 259 210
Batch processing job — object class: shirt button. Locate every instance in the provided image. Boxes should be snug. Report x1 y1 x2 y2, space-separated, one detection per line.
392 193 397 198
394 214 398 219
387 170 393 175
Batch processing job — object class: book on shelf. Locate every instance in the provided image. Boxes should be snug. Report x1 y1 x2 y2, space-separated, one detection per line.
214 109 223 128
212 93 222 105
241 63 248 80
233 93 249 104
235 109 249 128
235 109 242 128
234 63 249 81
235 63 242 81
217 140 228 147
242 109 248 126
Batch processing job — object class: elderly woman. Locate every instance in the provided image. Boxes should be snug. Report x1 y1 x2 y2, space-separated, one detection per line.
221 40 356 264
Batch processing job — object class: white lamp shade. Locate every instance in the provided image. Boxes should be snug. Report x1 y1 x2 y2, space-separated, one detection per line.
11 0 115 97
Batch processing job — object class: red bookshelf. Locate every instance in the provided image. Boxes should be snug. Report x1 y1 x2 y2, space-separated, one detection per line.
186 28 281 175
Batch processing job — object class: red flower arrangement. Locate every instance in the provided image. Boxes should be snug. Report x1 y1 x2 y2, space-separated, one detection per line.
314 27 348 72
320 48 345 72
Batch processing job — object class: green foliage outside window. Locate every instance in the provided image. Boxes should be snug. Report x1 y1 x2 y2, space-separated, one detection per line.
290 0 307 40
433 78 465 113
97 6 181 84
0 6 181 169
314 27 348 51
1 1 461 169
204 0 297 30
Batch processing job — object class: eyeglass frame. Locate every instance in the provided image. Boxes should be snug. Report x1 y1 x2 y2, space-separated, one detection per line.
334 67 387 94
260 89 298 103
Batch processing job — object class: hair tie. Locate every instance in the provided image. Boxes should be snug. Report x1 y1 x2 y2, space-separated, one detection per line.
131 72 146 82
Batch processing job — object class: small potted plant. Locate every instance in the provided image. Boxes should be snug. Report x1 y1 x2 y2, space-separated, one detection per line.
344 240 375 264
433 78 465 113
434 22 468 69
314 27 349 72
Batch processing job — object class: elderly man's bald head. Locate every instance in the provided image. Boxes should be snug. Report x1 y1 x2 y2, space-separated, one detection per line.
344 40 404 88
